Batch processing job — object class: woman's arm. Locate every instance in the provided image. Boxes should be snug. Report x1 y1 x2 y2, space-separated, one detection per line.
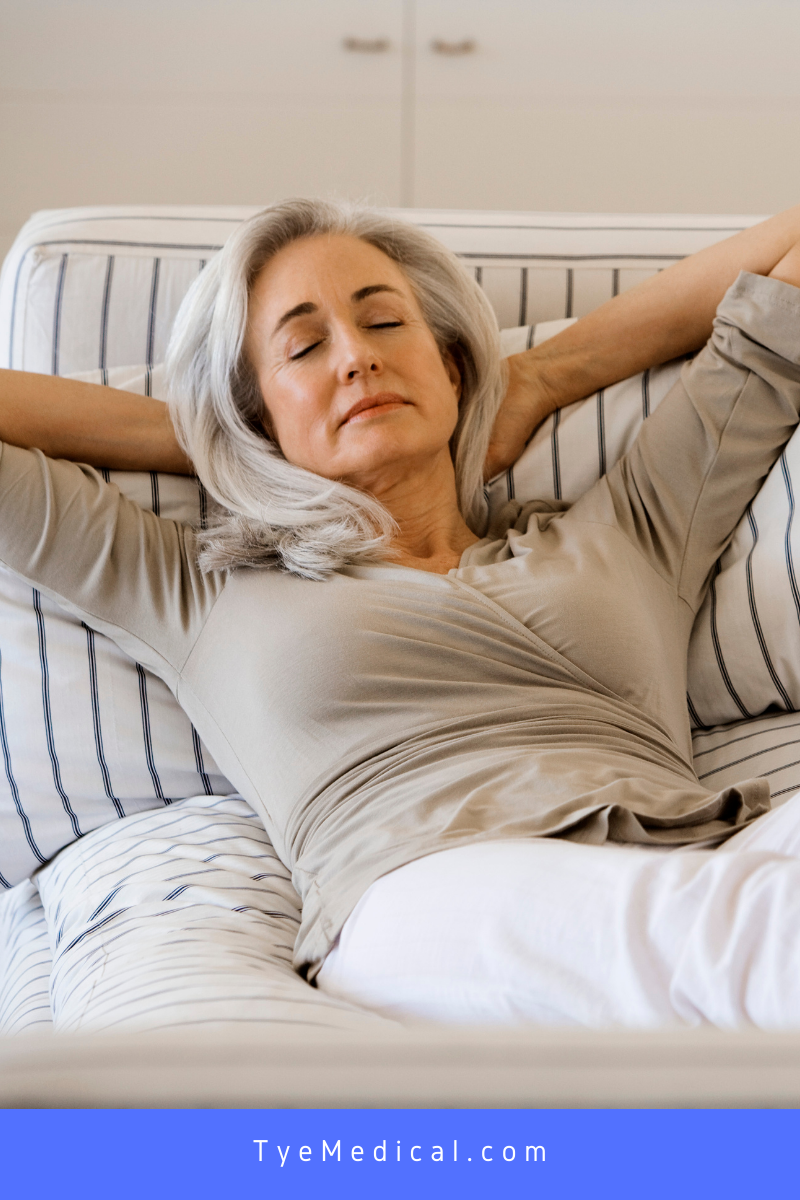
485 203 800 479
0 369 192 474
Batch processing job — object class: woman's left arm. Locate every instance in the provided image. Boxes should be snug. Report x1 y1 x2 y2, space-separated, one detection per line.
0 369 192 473
486 204 800 480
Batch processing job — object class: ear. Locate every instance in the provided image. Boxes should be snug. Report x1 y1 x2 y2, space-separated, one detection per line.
442 347 463 403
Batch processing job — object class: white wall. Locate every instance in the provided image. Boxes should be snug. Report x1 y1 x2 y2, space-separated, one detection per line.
2 0 800 260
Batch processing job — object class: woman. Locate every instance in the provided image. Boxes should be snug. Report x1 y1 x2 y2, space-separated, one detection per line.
3 199 800 1028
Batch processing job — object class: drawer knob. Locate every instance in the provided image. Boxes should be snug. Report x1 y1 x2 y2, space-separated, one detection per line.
431 38 476 56
343 36 391 53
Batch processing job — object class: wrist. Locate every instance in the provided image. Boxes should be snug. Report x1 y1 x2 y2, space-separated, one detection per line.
510 348 560 423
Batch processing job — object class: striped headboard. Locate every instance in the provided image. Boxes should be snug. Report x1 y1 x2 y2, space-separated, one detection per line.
0 206 766 376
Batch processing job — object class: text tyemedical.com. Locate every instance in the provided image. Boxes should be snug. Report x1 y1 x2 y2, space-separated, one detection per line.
253 1138 545 1167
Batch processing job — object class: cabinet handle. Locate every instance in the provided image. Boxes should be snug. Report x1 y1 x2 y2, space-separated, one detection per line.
430 38 476 56
343 36 391 53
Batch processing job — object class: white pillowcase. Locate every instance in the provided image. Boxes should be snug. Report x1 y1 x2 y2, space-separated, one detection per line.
36 794 394 1033
0 364 233 888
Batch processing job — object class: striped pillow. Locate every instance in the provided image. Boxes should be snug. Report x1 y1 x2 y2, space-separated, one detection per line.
0 364 233 889
36 794 393 1033
497 322 800 729
0 879 52 1033
494 322 683 508
687 430 800 727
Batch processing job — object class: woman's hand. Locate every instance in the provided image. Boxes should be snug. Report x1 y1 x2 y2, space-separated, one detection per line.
484 202 800 482
484 352 557 481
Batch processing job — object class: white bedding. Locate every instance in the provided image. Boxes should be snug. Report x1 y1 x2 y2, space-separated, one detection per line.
5 711 800 1034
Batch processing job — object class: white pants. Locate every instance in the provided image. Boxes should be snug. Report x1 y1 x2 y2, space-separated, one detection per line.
317 794 800 1028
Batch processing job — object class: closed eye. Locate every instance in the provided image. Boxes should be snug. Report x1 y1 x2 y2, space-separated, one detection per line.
289 341 322 361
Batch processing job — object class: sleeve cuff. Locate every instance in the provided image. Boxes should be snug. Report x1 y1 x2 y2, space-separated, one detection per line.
714 270 800 365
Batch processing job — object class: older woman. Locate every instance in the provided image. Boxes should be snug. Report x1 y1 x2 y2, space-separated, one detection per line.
3 199 800 1028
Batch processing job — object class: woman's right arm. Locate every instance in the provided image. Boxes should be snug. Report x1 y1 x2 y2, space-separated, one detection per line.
0 369 192 473
486 203 800 479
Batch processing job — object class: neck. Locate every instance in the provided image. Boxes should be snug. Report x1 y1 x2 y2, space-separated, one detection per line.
367 454 479 574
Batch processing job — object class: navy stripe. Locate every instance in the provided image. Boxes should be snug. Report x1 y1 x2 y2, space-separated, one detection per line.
693 718 800 760
781 453 800 626
474 266 483 287
686 692 709 731
163 884 190 902
505 468 515 501
0 654 40 876
596 389 607 477
698 737 800 780
135 663 169 803
144 257 161 397
771 781 800 798
88 886 123 921
564 269 574 319
518 267 528 326
98 255 114 384
100 467 111 483
745 506 793 709
63 908 128 955
198 480 208 531
525 324 535 351
82 623 125 819
551 408 562 500
642 368 651 420
708 564 752 720
150 472 161 516
191 726 214 796
51 253 69 376
32 590 82 837
611 268 620 297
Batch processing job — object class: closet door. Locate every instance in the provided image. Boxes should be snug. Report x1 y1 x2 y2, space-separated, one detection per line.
413 0 800 215
0 0 404 258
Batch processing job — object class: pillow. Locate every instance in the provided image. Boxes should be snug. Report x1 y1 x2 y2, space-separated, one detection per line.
36 794 394 1033
0 364 233 888
691 711 800 806
497 322 800 730
494 322 684 507
687 428 800 727
0 878 52 1032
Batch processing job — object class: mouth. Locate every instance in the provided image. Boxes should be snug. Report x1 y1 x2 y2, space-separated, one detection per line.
340 392 410 426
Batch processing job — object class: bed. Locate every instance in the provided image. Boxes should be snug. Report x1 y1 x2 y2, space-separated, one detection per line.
2 204 800 1106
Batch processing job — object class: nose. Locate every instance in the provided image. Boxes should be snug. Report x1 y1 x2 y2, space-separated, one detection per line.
336 326 382 383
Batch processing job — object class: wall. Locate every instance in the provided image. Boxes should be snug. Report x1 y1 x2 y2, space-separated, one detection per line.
2 0 800 261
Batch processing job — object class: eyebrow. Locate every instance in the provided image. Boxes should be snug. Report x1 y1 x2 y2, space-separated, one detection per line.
272 284 403 336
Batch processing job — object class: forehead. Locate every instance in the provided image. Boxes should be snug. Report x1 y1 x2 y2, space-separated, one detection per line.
249 233 413 320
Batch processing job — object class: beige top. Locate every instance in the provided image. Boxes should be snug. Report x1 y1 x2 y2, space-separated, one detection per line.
2 271 799 978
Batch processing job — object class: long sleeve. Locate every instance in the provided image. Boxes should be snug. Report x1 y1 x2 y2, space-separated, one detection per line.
579 271 800 611
0 444 224 684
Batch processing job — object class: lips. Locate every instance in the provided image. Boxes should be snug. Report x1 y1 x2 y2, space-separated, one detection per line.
340 392 409 426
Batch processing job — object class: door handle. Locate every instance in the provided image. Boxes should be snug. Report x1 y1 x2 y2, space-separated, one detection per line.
343 37 391 53
430 38 476 56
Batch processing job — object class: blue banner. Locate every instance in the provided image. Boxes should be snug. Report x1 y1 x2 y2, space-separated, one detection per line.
1 1108 798 1199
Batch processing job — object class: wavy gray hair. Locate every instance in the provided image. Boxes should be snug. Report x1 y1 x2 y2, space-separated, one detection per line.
166 198 504 579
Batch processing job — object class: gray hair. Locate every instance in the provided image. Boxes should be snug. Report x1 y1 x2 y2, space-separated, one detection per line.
165 198 504 579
